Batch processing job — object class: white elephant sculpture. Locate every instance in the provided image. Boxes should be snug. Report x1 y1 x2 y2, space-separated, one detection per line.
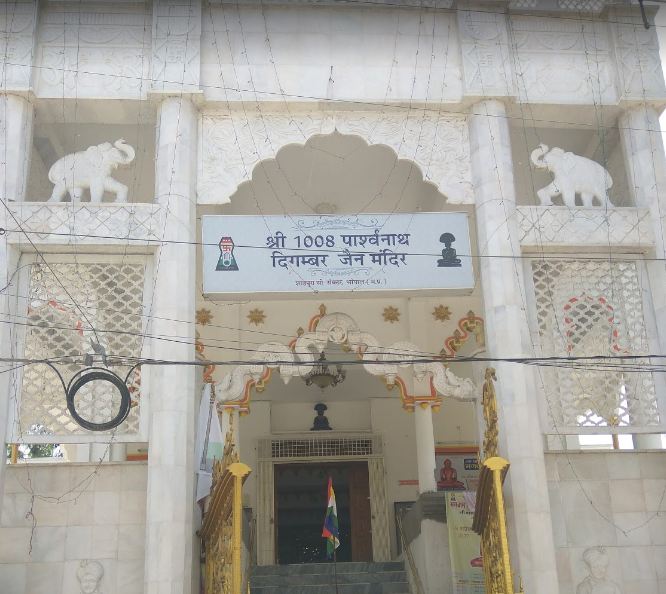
530 143 614 207
48 139 136 203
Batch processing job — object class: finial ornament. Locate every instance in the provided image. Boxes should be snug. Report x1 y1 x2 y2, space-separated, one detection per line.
482 368 498 460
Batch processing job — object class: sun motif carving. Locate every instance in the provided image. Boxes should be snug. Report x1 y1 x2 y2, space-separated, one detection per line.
382 306 400 323
432 305 451 322
247 308 266 326
196 308 213 326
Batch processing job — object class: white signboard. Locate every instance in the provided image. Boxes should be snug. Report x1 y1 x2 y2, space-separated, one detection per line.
202 213 473 295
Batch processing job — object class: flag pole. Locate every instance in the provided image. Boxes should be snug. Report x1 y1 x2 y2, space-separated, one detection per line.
333 548 339 594
323 475 340 594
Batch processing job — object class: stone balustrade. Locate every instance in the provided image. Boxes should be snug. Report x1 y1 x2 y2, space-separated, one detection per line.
516 205 654 251
4 203 165 250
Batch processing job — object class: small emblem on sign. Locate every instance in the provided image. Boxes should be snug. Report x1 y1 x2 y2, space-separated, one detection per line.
217 236 239 271
437 232 462 268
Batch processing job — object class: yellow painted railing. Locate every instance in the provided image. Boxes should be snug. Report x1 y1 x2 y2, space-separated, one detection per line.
473 457 517 594
200 460 251 594
199 414 252 594
472 369 523 594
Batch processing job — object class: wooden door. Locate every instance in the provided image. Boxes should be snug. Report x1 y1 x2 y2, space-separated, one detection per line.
348 463 373 561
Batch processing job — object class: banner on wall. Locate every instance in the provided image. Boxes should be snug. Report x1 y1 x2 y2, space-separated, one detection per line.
202 213 474 295
445 491 485 594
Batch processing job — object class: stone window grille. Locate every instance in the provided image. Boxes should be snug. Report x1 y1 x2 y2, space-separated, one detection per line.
11 255 149 441
530 258 660 432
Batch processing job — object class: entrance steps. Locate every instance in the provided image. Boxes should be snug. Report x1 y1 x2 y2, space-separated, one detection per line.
250 561 410 593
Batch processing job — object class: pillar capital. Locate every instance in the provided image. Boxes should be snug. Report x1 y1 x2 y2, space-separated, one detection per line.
469 98 510 117
220 403 249 417
408 398 442 413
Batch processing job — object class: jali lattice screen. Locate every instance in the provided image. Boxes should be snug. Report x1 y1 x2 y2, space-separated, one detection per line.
531 259 659 431
18 260 145 438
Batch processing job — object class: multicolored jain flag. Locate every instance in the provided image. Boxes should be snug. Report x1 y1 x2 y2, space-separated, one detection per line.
322 477 340 559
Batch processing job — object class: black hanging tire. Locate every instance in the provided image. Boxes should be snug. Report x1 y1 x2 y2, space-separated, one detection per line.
66 368 132 432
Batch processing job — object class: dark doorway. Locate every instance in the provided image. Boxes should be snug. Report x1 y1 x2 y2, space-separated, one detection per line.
274 461 372 564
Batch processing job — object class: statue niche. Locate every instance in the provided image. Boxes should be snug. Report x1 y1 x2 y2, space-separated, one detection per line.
311 403 332 431
48 139 136 203
530 144 614 207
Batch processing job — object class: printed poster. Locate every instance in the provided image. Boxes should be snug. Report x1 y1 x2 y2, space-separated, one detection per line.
445 491 485 594
436 449 480 492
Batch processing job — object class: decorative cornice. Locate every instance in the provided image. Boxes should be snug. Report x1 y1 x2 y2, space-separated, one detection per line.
205 0 637 13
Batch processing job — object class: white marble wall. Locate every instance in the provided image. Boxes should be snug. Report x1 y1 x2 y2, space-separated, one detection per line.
547 452 666 594
34 2 151 99
406 518 451 594
0 463 147 594
13 1 663 105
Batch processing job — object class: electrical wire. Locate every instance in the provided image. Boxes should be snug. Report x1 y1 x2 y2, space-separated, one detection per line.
4 226 666 261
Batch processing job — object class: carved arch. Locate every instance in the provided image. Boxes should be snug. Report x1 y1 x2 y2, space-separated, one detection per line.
197 111 474 205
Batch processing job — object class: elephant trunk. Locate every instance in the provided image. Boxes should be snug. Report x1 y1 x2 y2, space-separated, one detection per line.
530 143 549 168
114 139 135 164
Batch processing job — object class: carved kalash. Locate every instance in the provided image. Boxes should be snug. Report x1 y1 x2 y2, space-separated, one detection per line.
472 369 523 594
199 416 251 594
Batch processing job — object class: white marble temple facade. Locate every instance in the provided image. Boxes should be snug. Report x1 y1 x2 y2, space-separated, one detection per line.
0 1 665 594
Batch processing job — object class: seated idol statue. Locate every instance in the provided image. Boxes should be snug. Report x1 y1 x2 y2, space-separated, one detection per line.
437 458 466 490
311 403 332 431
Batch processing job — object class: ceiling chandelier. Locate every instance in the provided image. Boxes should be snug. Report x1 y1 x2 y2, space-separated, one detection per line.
303 351 346 389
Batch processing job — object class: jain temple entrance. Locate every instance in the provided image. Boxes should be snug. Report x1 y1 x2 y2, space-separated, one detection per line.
274 462 372 564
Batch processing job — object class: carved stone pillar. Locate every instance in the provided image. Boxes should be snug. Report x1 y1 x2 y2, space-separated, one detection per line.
0 93 33 503
367 457 391 561
255 459 275 566
414 402 437 494
469 99 559 594
144 96 198 594
0 94 33 203
619 106 666 448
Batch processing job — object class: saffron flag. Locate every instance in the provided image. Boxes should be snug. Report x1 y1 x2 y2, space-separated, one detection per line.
322 477 340 559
